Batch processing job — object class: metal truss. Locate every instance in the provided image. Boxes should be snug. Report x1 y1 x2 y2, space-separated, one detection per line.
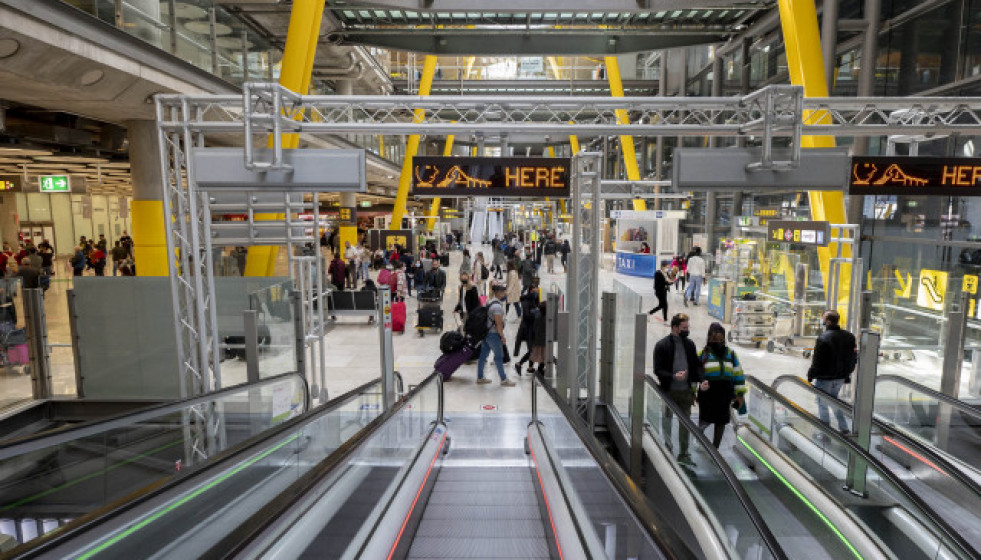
567 152 603 428
160 84 981 155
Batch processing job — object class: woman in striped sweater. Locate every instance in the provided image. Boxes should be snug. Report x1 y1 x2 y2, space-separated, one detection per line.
697 322 747 448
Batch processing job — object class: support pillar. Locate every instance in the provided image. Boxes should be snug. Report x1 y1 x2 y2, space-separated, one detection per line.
848 0 881 226
339 192 357 252
604 56 645 211
391 55 437 230
127 119 169 276
336 79 353 96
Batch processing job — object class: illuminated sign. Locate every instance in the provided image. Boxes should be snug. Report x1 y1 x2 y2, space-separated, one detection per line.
917 269 948 311
850 156 981 196
39 175 70 193
411 156 571 197
338 206 356 227
752 206 782 225
0 179 15 191
766 220 831 247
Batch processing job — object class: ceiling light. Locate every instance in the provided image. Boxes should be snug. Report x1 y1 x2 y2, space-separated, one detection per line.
37 155 110 164
80 69 105 87
0 39 19 59
0 148 52 157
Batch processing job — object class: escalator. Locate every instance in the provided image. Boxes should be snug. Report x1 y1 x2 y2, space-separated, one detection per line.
771 374 981 549
0 372 319 548
9 372 762 560
739 376 976 559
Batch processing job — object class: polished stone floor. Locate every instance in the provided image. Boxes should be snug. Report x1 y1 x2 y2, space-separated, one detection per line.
0 245 975 413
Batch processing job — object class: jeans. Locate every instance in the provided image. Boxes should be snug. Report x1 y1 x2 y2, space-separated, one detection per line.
685 275 704 303
813 378 849 431
477 332 507 381
662 390 694 457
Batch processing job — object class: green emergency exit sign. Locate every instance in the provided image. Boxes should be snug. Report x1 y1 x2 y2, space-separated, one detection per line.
39 175 70 193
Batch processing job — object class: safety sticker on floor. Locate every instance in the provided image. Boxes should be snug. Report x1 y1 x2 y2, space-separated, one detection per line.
480 404 498 412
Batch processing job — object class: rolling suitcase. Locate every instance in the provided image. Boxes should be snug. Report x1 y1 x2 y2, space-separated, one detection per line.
391 301 407 333
434 343 476 381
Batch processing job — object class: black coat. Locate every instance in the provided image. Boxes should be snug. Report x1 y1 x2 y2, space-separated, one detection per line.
807 325 857 381
653 269 669 295
653 334 703 391
456 285 480 314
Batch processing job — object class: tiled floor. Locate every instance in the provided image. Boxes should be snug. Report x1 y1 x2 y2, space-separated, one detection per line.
1 245 977 412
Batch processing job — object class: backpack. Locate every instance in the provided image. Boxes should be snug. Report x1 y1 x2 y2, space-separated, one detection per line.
439 331 465 354
464 300 502 342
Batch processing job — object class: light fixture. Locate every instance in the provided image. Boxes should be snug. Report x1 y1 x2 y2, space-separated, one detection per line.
0 39 19 59
964 140 975 157
79 69 105 87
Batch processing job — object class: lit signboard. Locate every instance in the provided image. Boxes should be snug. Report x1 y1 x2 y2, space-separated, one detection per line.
849 156 981 196
0 179 15 191
39 175 71 193
767 220 831 247
411 156 571 198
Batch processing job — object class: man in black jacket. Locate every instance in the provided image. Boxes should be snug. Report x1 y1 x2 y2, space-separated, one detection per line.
807 310 857 434
426 260 447 295
648 261 671 321
653 313 703 465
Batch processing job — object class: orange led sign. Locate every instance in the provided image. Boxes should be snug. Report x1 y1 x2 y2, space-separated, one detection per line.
411 156 571 197
850 156 981 196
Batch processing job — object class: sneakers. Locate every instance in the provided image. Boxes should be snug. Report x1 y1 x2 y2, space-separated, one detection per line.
683 299 689 307
514 363 523 376
677 453 695 467
500 378 516 387
476 377 492 384
526 366 535 374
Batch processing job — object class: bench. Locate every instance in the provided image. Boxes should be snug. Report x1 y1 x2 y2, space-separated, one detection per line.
327 290 378 323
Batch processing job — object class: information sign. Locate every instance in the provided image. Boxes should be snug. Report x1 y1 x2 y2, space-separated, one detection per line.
850 156 981 196
338 206 357 227
917 269 948 311
39 175 70 193
411 156 570 197
766 220 831 247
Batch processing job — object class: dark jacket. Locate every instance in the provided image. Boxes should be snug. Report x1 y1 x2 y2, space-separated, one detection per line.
653 269 669 295
531 306 547 346
807 325 857 382
427 268 447 293
543 240 557 255
520 259 536 287
456 285 480 314
653 334 704 391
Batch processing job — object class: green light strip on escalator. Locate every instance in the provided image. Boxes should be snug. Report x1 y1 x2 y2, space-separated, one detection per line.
737 435 863 560
76 433 300 560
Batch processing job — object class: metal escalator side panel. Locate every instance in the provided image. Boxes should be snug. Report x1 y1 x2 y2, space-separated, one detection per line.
527 427 590 560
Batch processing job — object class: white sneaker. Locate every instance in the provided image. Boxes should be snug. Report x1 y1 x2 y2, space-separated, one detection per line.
500 378 516 387
476 378 492 384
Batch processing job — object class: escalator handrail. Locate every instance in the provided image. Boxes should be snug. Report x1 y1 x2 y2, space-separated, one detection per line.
644 375 789 560
0 371 310 460
531 372 699 560
875 374 981 415
746 375 978 558
10 376 383 559
771 374 981 496
204 372 444 559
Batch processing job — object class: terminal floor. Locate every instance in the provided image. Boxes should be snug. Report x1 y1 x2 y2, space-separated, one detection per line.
0 248 976 413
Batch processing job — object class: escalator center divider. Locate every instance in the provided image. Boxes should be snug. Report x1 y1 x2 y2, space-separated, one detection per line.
526 425 572 560
382 429 447 560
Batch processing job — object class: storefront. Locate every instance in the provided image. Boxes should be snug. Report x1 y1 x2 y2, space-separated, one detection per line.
611 210 685 278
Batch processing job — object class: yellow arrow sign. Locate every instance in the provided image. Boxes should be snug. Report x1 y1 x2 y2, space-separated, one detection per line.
894 270 911 298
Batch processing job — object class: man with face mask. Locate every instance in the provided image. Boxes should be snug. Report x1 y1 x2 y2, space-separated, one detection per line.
653 313 703 465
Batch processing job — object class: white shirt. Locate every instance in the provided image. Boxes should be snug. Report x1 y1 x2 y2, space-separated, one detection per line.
687 255 706 277
344 246 359 261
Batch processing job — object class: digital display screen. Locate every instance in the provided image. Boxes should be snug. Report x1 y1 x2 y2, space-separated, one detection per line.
850 156 981 196
411 156 571 197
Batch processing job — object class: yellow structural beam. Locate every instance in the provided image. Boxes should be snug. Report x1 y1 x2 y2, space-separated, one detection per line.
391 55 438 230
777 0 851 312
427 127 456 231
604 56 646 211
131 200 168 276
245 0 326 276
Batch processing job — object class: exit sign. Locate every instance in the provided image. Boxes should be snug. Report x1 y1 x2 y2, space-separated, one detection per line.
39 175 71 193
360 200 372 207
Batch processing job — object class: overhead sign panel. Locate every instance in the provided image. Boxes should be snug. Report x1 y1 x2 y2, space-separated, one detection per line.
767 220 831 247
849 156 981 196
673 148 850 191
411 156 570 198
193 148 366 191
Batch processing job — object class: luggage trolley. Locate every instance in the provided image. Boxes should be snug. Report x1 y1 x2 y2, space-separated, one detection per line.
728 298 775 348
415 289 444 337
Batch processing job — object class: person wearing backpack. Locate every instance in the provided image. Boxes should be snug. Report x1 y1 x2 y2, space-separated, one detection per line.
474 283 517 387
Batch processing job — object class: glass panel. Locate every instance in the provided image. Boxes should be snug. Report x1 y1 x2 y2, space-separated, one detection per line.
249 281 297 380
0 373 312 548
776 377 981 550
610 280 641 426
745 381 972 559
0 278 31 407
534 381 673 559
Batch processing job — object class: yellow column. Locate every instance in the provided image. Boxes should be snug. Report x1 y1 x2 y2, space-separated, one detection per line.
391 55 438 230
427 127 456 231
244 0 326 276
604 56 646 211
777 0 850 309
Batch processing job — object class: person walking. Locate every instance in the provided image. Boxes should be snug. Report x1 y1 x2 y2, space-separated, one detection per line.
505 262 522 321
673 255 687 294
476 283 517 387
807 310 857 435
344 241 359 289
38 240 54 276
653 313 703 466
543 236 557 273
473 252 489 296
328 253 347 291
684 247 706 306
514 299 547 376
519 248 536 291
426 259 447 297
697 323 746 448
559 239 571 272
492 241 506 280
111 241 128 276
459 249 472 280
648 261 671 321
454 273 481 325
